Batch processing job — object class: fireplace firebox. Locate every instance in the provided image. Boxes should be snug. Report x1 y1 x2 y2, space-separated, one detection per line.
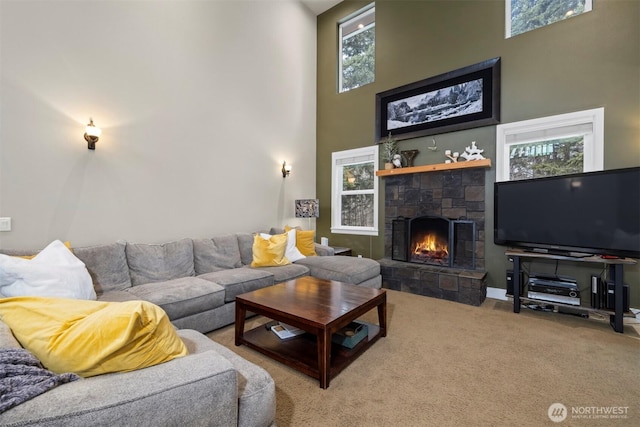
392 216 476 269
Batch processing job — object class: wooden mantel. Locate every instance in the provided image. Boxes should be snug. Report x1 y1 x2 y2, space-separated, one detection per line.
375 158 491 177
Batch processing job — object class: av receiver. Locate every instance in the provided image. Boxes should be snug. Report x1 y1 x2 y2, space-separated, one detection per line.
527 275 581 306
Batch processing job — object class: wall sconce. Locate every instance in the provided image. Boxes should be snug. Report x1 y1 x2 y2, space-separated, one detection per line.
84 118 102 150
282 161 292 178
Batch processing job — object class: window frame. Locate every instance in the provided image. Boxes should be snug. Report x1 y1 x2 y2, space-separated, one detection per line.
495 107 604 182
338 3 375 93
505 0 593 39
331 145 379 236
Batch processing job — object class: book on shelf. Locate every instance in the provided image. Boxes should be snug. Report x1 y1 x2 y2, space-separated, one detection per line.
332 321 369 349
270 323 305 340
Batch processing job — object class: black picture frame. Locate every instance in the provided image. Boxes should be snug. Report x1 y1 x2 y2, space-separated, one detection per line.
375 57 500 142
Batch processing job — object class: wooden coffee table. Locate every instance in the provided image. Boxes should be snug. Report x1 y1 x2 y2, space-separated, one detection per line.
235 276 386 389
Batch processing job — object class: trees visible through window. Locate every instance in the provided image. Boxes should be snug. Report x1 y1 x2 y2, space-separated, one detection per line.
331 146 379 236
507 137 584 180
506 0 592 38
339 3 375 93
496 108 604 181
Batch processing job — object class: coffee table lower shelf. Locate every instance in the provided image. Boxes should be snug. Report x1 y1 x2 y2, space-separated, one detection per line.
239 322 382 384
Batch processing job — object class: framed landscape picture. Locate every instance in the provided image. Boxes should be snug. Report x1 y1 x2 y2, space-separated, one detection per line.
375 57 501 142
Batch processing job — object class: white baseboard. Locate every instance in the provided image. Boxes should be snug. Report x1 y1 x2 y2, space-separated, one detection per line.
486 287 509 301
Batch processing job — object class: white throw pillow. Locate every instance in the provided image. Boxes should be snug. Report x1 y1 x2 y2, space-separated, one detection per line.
259 230 306 263
0 240 96 300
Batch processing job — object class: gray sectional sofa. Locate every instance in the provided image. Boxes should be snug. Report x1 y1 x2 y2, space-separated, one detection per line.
1 230 381 334
0 229 381 426
72 231 379 333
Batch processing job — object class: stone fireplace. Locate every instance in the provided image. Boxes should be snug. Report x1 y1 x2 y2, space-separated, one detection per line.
377 162 488 306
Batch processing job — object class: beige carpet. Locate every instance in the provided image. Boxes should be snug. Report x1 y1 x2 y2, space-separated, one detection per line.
208 290 640 426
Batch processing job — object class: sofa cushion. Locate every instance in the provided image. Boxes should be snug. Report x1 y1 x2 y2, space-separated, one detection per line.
198 268 274 302
74 242 132 293
125 277 225 320
251 233 290 267
285 226 317 256
96 290 139 303
262 229 305 262
236 232 256 266
126 238 195 285
0 240 96 301
193 235 242 274
284 229 306 262
250 264 309 283
294 256 380 285
0 297 188 378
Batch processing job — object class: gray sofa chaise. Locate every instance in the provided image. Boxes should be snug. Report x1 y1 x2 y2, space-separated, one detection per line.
0 318 276 427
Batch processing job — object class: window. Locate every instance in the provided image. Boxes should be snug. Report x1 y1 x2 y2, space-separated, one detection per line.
331 146 379 235
339 3 375 93
506 0 592 38
496 108 604 181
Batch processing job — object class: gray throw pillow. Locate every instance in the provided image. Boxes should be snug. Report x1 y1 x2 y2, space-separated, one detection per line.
193 235 242 274
126 238 195 286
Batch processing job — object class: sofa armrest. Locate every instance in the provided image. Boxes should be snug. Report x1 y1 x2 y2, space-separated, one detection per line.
314 243 335 256
0 320 21 348
0 349 239 426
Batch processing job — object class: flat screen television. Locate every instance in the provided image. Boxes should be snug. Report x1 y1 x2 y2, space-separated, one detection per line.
494 167 640 259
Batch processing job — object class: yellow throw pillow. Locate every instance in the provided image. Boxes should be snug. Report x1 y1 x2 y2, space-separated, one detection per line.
251 233 290 267
285 226 317 256
0 297 188 378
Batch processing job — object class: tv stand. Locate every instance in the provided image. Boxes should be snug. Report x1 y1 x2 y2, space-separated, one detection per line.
524 248 591 258
506 249 637 333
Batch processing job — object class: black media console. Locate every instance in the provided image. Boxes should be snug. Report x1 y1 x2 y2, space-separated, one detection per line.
505 249 637 334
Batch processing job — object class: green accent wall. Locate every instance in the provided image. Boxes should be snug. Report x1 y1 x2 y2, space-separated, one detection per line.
317 1 640 305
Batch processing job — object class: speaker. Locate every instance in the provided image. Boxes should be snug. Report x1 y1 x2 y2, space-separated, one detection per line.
590 274 600 309
506 270 524 296
606 281 630 312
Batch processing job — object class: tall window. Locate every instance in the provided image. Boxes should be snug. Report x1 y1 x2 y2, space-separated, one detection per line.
339 3 375 93
331 146 379 236
506 0 592 38
496 108 604 181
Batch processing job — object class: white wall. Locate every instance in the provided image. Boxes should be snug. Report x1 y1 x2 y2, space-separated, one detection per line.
0 0 317 249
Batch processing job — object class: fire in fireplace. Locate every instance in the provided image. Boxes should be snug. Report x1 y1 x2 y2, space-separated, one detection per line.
410 216 450 265
392 215 476 269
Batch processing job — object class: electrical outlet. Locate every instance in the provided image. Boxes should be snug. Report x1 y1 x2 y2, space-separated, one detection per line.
0 217 11 232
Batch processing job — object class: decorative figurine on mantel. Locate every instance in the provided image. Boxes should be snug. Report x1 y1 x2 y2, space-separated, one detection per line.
392 154 403 168
444 150 459 163
401 150 419 167
382 132 399 169
460 141 485 161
